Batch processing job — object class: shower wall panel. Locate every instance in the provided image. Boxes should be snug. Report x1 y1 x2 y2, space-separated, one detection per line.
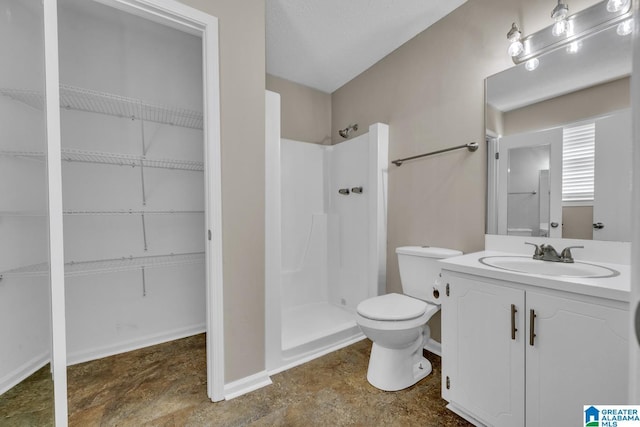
327 134 371 310
280 139 327 310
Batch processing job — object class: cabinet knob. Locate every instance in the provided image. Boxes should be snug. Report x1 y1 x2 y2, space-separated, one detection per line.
593 222 605 230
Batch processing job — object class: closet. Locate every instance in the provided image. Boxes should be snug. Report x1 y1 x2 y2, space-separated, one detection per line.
0 0 222 422
57 0 206 364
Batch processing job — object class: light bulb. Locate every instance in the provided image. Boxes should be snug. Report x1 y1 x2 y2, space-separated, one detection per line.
566 41 580 54
525 58 540 71
508 41 524 57
617 19 633 36
552 19 567 36
607 0 630 12
551 1 569 21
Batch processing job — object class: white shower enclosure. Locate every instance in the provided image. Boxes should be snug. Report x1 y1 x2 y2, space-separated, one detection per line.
265 91 388 373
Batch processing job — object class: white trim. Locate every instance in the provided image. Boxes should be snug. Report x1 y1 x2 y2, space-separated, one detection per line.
264 91 283 372
43 1 69 425
562 200 594 207
200 9 225 404
97 0 225 403
0 352 50 396
629 0 640 401
486 136 499 235
224 371 272 400
424 338 442 357
445 403 487 427
269 335 366 376
66 325 205 366
43 0 225 419
368 123 389 298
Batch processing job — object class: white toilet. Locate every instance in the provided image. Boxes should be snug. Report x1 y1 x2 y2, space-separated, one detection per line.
356 246 462 391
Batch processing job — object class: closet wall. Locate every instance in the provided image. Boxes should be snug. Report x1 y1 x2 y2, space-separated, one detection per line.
57 0 206 364
0 1 51 395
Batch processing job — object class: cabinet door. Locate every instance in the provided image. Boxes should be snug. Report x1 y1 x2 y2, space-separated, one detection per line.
442 274 525 427
526 292 628 427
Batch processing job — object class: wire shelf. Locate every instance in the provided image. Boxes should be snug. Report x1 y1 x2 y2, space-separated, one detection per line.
61 148 204 171
0 150 46 159
0 85 203 129
0 149 204 171
63 210 204 215
0 210 203 217
0 211 47 217
0 252 205 279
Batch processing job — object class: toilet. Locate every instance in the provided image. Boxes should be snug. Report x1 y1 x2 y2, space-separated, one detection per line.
355 246 462 391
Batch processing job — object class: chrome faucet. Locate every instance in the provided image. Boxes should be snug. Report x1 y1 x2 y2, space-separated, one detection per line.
525 242 583 263
559 246 584 263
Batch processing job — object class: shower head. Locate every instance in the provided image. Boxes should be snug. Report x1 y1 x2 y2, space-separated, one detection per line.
338 124 358 139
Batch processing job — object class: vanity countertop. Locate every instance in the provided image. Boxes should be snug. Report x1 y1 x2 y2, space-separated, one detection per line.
439 250 630 303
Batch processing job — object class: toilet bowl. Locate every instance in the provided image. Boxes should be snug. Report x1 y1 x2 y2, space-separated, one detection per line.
355 246 462 391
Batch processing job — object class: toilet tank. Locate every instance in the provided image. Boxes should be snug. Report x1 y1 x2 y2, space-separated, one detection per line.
396 246 462 303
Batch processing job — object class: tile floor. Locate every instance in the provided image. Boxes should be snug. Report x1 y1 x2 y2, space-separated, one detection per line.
1 334 471 426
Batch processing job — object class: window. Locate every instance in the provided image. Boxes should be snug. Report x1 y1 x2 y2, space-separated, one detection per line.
562 123 595 203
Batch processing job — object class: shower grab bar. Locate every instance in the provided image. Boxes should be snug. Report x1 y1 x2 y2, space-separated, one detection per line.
391 142 478 166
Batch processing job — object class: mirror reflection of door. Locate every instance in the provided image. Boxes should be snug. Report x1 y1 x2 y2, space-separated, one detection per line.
593 110 632 241
497 128 562 238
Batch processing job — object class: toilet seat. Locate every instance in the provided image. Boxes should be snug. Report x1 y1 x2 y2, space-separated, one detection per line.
357 293 427 321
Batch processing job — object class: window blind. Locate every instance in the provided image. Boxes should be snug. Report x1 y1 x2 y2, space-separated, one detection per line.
562 123 595 202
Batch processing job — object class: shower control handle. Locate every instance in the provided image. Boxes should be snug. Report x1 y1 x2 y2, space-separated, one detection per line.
338 188 350 195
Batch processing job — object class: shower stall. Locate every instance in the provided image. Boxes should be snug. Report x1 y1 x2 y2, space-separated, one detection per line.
265 91 388 373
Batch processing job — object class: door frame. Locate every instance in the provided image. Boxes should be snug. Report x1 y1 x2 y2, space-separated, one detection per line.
496 128 563 238
44 0 224 423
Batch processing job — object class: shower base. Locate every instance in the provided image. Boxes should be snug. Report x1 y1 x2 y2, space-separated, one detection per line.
273 302 364 375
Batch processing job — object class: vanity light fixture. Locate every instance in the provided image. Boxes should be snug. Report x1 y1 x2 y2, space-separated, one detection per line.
607 0 631 13
507 23 524 57
566 41 581 53
617 19 633 35
507 0 632 65
525 58 540 71
551 0 570 36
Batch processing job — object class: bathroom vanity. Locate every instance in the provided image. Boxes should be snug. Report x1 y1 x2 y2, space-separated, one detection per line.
438 247 629 427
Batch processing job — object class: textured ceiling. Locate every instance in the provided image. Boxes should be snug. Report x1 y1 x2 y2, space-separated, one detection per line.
266 0 467 93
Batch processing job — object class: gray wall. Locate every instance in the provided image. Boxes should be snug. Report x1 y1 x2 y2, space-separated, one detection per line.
330 0 599 341
503 77 630 136
174 0 605 377
177 0 266 383
266 74 332 144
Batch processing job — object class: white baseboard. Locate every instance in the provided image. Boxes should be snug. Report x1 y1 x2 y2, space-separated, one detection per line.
446 403 487 426
269 334 366 376
0 351 50 396
224 370 272 400
66 324 206 366
424 338 441 357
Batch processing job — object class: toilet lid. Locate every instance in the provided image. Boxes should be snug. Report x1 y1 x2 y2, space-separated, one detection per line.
357 293 428 321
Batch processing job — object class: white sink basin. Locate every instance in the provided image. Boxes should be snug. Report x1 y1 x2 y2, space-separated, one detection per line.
478 256 619 278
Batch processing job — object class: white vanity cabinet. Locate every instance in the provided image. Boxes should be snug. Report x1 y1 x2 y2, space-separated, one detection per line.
441 270 628 427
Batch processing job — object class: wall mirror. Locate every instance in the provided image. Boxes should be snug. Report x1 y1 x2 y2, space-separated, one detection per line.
486 15 632 242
